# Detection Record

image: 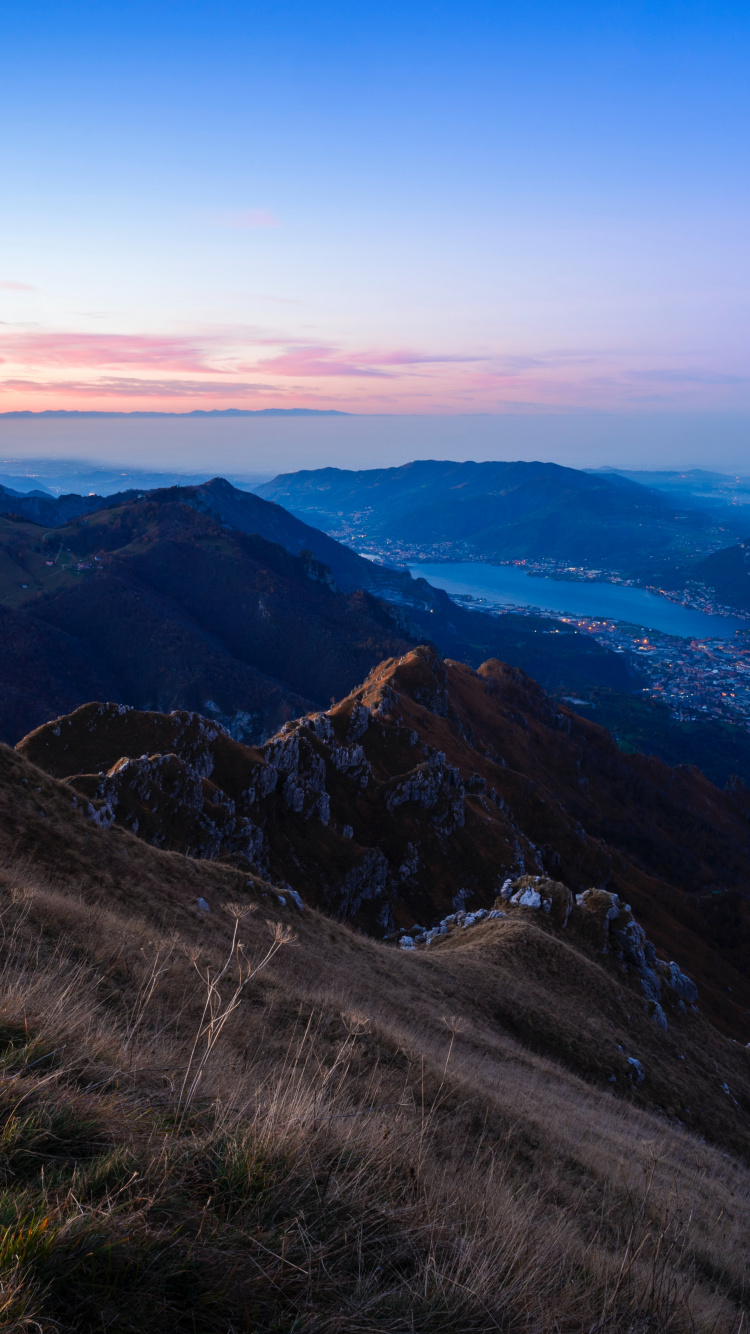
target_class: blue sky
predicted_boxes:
[1,0,749,425]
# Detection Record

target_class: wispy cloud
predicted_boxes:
[0,281,34,292]
[625,368,749,385]
[0,376,276,398]
[0,332,218,372]
[1,324,747,414]
[211,208,280,229]
[256,345,481,378]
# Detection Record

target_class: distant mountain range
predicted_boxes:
[0,407,349,417]
[0,478,629,745]
[593,467,750,520]
[257,459,743,570]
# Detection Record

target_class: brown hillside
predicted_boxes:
[0,739,749,1329]
[18,646,750,1042]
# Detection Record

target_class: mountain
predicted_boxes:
[593,467,750,524]
[0,476,53,497]
[18,645,750,1043]
[2,731,749,1329]
[0,479,631,744]
[257,459,735,570]
[0,485,133,526]
[658,537,750,613]
[0,491,411,745]
[0,407,350,416]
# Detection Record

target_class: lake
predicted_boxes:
[406,562,746,640]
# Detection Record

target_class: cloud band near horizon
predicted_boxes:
[0,327,747,414]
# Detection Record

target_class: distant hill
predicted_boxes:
[658,538,750,612]
[0,475,53,496]
[592,467,750,527]
[0,407,349,417]
[0,480,629,744]
[257,459,734,571]
[0,485,134,526]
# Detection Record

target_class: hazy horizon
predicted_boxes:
[1,410,749,477]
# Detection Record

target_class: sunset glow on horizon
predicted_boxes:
[2,0,749,421]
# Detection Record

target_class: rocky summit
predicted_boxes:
[17,644,750,1041]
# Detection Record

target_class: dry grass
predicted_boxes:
[0,856,747,1333]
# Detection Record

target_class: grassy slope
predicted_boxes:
[0,742,749,1331]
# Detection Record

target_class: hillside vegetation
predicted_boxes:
[0,739,749,1331]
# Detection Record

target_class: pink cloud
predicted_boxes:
[0,329,487,384]
[211,209,280,229]
[0,332,218,372]
[0,281,34,292]
[2,323,745,415]
[256,345,482,378]
[0,376,276,398]
[258,347,393,378]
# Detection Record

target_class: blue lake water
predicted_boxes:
[407,562,746,640]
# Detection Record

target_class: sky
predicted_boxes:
[1,0,749,437]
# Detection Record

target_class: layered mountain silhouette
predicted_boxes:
[0,479,630,745]
[257,459,734,569]
[18,645,750,1043]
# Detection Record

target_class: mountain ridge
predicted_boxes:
[17,644,750,1043]
[257,458,738,570]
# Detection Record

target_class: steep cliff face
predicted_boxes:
[18,646,750,1039]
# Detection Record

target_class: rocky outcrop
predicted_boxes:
[491,878,699,1032]
[573,887,699,1027]
[391,872,698,1037]
[497,874,573,928]
[72,748,265,864]
[16,644,750,1042]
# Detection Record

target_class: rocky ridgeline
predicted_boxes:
[16,644,750,1042]
[391,874,699,1035]
[20,650,571,933]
